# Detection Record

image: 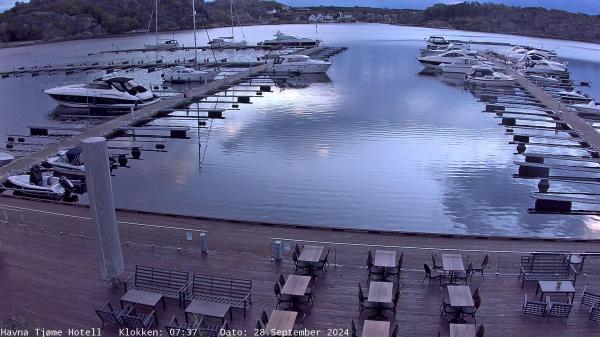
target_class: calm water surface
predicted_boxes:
[2,24,600,238]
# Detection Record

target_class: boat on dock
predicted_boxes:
[45,148,85,176]
[270,55,331,74]
[572,100,600,114]
[558,90,591,104]
[44,77,161,110]
[440,57,503,74]
[0,152,14,167]
[417,50,477,69]
[207,0,247,48]
[465,67,516,87]
[162,66,219,84]
[7,165,73,199]
[259,31,320,48]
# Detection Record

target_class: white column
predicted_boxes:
[83,137,124,281]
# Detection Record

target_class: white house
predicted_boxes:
[308,13,334,23]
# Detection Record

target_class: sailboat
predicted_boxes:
[163,0,219,83]
[207,0,248,48]
[144,0,180,50]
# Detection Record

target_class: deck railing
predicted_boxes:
[0,203,206,250]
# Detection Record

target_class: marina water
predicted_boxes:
[2,23,600,238]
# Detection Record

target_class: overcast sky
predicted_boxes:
[0,1,598,14]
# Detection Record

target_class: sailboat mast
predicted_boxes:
[192,0,198,69]
[155,0,159,45]
[230,0,234,42]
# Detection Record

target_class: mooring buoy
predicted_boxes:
[538,179,550,193]
[131,147,141,159]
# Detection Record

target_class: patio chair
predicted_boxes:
[390,324,398,337]
[461,293,481,323]
[294,244,302,256]
[121,308,158,329]
[314,247,330,276]
[95,302,131,328]
[546,296,573,318]
[432,253,444,271]
[384,252,404,281]
[292,250,311,274]
[453,262,473,285]
[522,293,546,316]
[274,282,293,309]
[278,274,286,289]
[581,286,600,309]
[304,275,317,302]
[590,304,600,322]
[440,288,459,319]
[261,310,269,327]
[256,320,264,330]
[470,254,489,280]
[367,250,384,280]
[381,284,401,316]
[358,282,377,314]
[351,320,358,337]
[476,324,485,337]
[423,263,444,286]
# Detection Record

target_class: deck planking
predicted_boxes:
[0,197,599,337]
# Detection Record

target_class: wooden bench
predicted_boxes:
[124,265,189,307]
[519,253,577,287]
[185,273,252,317]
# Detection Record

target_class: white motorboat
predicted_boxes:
[162,66,219,83]
[260,31,320,48]
[559,90,592,104]
[572,101,600,114]
[208,38,248,48]
[46,148,85,176]
[420,43,475,56]
[522,60,567,74]
[270,55,331,74]
[7,166,73,199]
[272,73,332,89]
[465,67,516,87]
[426,36,449,47]
[440,58,502,74]
[418,50,477,69]
[0,151,14,166]
[44,77,160,110]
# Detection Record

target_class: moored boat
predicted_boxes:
[465,67,516,87]
[270,55,331,74]
[7,165,74,199]
[45,148,85,176]
[0,151,14,166]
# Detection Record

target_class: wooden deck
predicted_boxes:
[0,197,599,336]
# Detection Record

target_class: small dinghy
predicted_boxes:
[46,147,85,176]
[572,100,600,115]
[7,165,74,199]
[0,151,14,167]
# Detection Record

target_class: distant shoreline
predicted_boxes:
[2,22,600,51]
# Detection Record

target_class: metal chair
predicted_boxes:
[476,325,485,337]
[95,302,131,328]
[522,293,546,316]
[590,303,600,322]
[453,262,473,285]
[423,263,444,286]
[121,308,158,329]
[351,320,358,337]
[546,296,573,318]
[292,250,310,274]
[581,286,600,309]
[367,250,384,281]
[390,324,398,337]
[384,252,403,281]
[278,274,286,289]
[358,282,377,314]
[461,293,481,323]
[470,254,489,280]
[261,310,269,327]
[432,253,444,271]
[381,284,401,316]
[274,282,293,309]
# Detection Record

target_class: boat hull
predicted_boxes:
[46,94,161,110]
[270,63,331,74]
[467,78,516,87]
[163,71,219,83]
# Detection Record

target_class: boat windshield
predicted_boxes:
[429,37,447,44]
[471,68,494,77]
[274,57,284,64]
